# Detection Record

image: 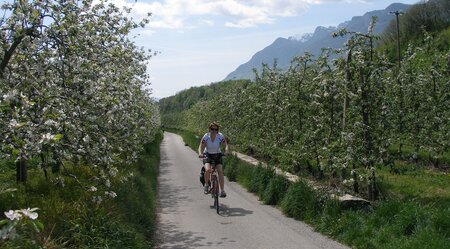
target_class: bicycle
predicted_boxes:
[199,153,223,214]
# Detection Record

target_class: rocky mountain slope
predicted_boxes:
[224,3,411,81]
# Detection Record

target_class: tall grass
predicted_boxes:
[315,199,450,249]
[262,174,290,205]
[223,154,240,181]
[248,165,275,196]
[281,180,326,222]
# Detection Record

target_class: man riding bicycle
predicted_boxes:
[198,122,229,198]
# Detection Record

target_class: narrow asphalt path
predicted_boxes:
[155,132,350,249]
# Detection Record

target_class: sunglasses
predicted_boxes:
[210,128,219,131]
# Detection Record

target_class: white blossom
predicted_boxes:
[8,119,21,129]
[20,208,39,220]
[88,186,98,192]
[92,196,103,205]
[4,210,22,221]
[41,133,55,142]
[82,135,90,143]
[44,119,59,127]
[108,167,118,177]
[55,176,65,187]
[105,191,117,198]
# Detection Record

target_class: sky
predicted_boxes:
[111,0,420,99]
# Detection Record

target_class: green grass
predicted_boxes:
[0,132,162,248]
[379,166,450,204]
[248,164,275,196]
[315,199,450,249]
[262,174,291,205]
[281,179,330,222]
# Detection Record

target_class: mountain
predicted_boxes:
[223,3,412,81]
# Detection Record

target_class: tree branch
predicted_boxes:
[0,27,35,78]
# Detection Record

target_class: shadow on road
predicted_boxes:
[155,221,208,249]
[219,205,253,217]
[158,160,197,214]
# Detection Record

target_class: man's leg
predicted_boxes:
[217,164,226,197]
[203,163,211,194]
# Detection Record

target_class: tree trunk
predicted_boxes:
[368,169,378,201]
[352,164,359,193]
[342,49,352,140]
[16,158,28,183]
[360,68,372,168]
[316,153,324,179]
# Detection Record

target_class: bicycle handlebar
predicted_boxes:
[198,153,228,159]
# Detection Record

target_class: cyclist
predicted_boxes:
[198,122,229,198]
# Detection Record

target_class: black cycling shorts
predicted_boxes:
[203,153,223,165]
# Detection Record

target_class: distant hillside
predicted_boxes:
[159,79,250,113]
[224,3,411,81]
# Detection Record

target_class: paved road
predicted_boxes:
[155,132,349,249]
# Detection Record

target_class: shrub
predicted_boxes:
[262,175,291,205]
[248,165,275,197]
[236,161,254,188]
[314,197,344,235]
[281,180,323,221]
[224,155,239,182]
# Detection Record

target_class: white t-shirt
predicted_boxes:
[201,132,226,154]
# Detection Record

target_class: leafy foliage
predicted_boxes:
[381,0,450,48]
[0,0,160,181]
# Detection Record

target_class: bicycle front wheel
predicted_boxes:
[212,177,219,214]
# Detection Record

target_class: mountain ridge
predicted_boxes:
[223,3,412,81]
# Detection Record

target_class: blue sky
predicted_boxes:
[113,0,419,99]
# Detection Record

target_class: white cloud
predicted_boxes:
[198,19,215,27]
[106,0,372,30]
[104,0,374,29]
